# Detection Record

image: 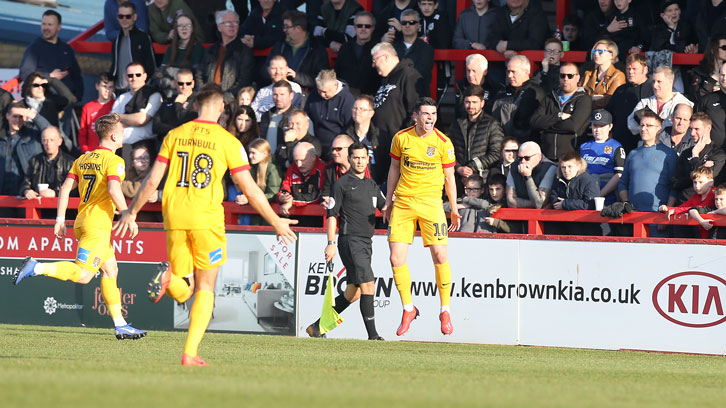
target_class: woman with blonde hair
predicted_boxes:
[580,39,625,109]
[227,138,283,224]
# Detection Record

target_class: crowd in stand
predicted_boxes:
[4,0,726,237]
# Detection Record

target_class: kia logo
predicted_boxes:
[652,271,726,328]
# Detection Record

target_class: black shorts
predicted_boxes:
[338,235,374,285]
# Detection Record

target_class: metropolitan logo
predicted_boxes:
[42,296,83,315]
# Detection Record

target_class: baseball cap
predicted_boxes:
[660,0,680,12]
[591,109,612,126]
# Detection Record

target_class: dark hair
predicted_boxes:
[560,62,579,71]
[348,141,369,157]
[562,14,582,29]
[691,111,713,127]
[463,85,485,99]
[282,10,307,32]
[21,72,46,98]
[625,53,648,67]
[42,9,62,24]
[414,97,437,114]
[544,37,562,49]
[486,173,507,187]
[466,174,484,187]
[559,150,582,162]
[167,14,198,68]
[8,100,27,111]
[272,80,293,93]
[715,183,726,196]
[119,1,136,13]
[177,68,194,78]
[641,109,664,125]
[356,94,374,108]
[703,34,726,73]
[229,105,259,148]
[97,73,113,84]
[126,61,146,74]
[197,83,224,107]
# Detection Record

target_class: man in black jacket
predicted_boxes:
[153,69,198,139]
[20,126,74,200]
[267,10,330,90]
[447,85,503,186]
[200,10,254,104]
[334,11,381,96]
[490,55,542,143]
[530,62,592,162]
[488,0,550,57]
[110,2,156,92]
[696,62,726,149]
[455,54,503,118]
[605,53,652,153]
[392,9,434,97]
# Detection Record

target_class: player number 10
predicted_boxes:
[176,151,213,189]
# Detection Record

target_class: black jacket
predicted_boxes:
[419,8,452,49]
[334,40,380,96]
[111,26,156,83]
[650,19,696,53]
[672,143,726,203]
[605,78,654,153]
[200,40,254,103]
[530,88,592,161]
[490,79,544,143]
[153,94,198,139]
[266,36,330,89]
[695,1,726,52]
[275,133,322,170]
[455,75,503,118]
[20,151,75,196]
[447,112,503,181]
[260,106,293,154]
[304,81,355,160]
[486,6,549,51]
[695,91,726,149]
[686,62,720,108]
[549,170,600,210]
[609,7,649,60]
[394,39,434,97]
[240,1,287,49]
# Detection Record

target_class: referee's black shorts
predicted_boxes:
[338,235,374,285]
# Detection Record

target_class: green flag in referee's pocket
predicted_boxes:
[319,272,343,335]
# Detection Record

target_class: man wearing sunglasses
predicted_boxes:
[110,1,156,93]
[335,11,381,96]
[392,9,434,97]
[153,68,198,138]
[103,0,149,41]
[312,0,362,52]
[0,102,44,207]
[530,62,592,161]
[506,141,556,209]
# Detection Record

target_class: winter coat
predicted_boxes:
[530,88,592,161]
[447,112,503,181]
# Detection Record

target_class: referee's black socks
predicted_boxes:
[360,294,379,339]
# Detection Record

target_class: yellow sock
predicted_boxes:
[183,290,214,357]
[42,261,82,282]
[435,262,452,307]
[101,278,123,319]
[392,264,412,306]
[167,274,193,303]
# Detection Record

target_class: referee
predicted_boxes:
[306,142,385,340]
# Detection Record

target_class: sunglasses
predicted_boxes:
[720,45,726,51]
[401,20,419,26]
[504,149,518,153]
[356,24,373,29]
[177,81,192,86]
[520,154,538,162]
[127,73,143,78]
[32,83,49,89]
[559,73,577,79]
[591,49,612,55]
[331,147,347,152]
[117,14,133,19]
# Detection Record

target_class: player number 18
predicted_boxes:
[176,151,213,189]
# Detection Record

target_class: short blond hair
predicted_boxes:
[95,113,121,141]
[592,39,618,59]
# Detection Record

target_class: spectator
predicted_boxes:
[312,0,362,52]
[0,102,43,198]
[583,0,615,51]
[344,94,380,170]
[153,68,198,139]
[187,0,229,43]
[489,136,519,179]
[549,150,601,235]
[562,14,586,51]
[219,102,233,128]
[447,85,503,185]
[250,56,303,121]
[417,0,452,49]
[659,103,694,156]
[110,1,156,92]
[260,80,297,156]
[120,141,160,222]
[19,9,83,102]
[237,87,255,109]
[372,0,416,43]
[267,10,330,89]
[688,183,726,239]
[607,0,649,60]
[686,34,726,105]
[392,9,434,97]
[199,10,254,104]
[229,105,259,149]
[618,110,678,233]
[479,173,521,233]
[0,88,13,132]
[455,54,503,118]
[532,38,564,93]
[335,11,382,96]
[581,39,626,110]
[305,70,355,160]
[443,174,489,233]
[240,0,287,50]
[276,109,322,168]
[160,14,205,69]
[671,112,726,204]
[488,0,550,57]
[278,141,327,223]
[696,62,726,148]
[452,0,497,50]
[580,109,626,205]
[104,0,149,41]
[661,165,715,238]
[650,0,698,53]
[695,0,726,51]
[79,74,115,153]
[247,138,284,203]
[491,55,542,143]
[20,73,74,136]
[605,53,652,152]
[531,63,592,161]
[111,62,163,164]
[20,126,73,200]
[322,134,359,207]
[370,41,420,182]
[148,0,202,45]
[627,66,693,136]
[506,141,556,209]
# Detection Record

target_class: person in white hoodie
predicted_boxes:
[627,66,693,136]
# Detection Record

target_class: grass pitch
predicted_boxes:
[1,324,725,408]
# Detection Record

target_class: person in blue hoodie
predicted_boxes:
[304,69,355,161]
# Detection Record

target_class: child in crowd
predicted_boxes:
[444,174,487,233]
[688,183,726,239]
[580,109,626,206]
[237,87,256,109]
[78,74,114,153]
[417,0,452,49]
[660,166,715,238]
[549,150,601,235]
[480,173,520,233]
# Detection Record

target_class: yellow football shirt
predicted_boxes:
[389,126,455,198]
[158,119,250,230]
[67,147,125,230]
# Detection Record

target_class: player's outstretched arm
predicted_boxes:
[235,169,298,244]
[444,166,461,232]
[54,177,77,239]
[383,159,401,223]
[114,160,167,238]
